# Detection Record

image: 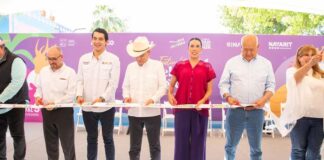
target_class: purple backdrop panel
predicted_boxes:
[4,33,323,122]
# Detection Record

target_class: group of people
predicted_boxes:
[0,28,323,160]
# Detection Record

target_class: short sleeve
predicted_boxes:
[170,62,180,77]
[206,62,216,82]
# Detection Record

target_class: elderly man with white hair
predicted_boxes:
[219,34,276,160]
[123,36,167,160]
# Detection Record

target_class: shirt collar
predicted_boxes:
[51,63,65,73]
[240,54,258,62]
[138,59,151,67]
[92,50,107,60]
[185,59,203,66]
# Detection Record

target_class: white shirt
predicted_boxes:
[76,51,120,113]
[279,67,324,136]
[34,64,77,104]
[122,59,167,117]
[285,67,324,118]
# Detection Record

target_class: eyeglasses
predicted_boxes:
[46,55,61,61]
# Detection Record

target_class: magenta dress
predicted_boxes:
[171,60,216,160]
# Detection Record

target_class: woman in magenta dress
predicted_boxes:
[168,37,216,160]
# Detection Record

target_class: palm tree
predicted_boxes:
[91,5,127,32]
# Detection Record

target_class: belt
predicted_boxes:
[236,106,256,111]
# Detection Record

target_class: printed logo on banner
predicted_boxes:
[226,42,241,48]
[68,40,76,46]
[268,41,293,50]
[201,38,211,49]
[169,38,211,49]
[59,39,76,47]
[59,39,67,47]
[60,39,114,47]
[26,108,41,115]
[160,56,176,66]
[160,56,177,86]
[170,38,185,48]
[107,40,115,46]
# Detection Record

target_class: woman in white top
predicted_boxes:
[283,45,324,160]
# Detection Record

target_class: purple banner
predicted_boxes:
[3,33,324,122]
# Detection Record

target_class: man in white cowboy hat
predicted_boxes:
[0,38,29,160]
[123,36,167,160]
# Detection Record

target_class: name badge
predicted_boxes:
[102,61,111,65]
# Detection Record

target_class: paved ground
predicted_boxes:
[4,123,323,160]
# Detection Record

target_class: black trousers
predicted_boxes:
[128,115,161,160]
[42,108,75,160]
[82,108,115,160]
[0,108,26,160]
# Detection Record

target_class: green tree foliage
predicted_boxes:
[91,5,127,32]
[220,6,324,35]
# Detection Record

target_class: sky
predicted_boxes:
[0,0,226,33]
[1,0,324,33]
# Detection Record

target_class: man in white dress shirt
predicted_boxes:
[76,28,120,160]
[35,46,76,160]
[123,36,167,160]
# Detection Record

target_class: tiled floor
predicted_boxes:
[3,123,323,160]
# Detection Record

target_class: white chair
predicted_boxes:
[263,103,275,138]
[114,100,123,135]
[207,108,213,137]
[75,107,102,133]
[75,108,84,133]
[263,112,276,138]
[75,100,123,135]
[280,102,286,116]
[161,102,175,136]
[221,103,244,138]
[221,103,227,137]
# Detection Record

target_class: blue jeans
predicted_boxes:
[225,108,264,160]
[83,108,115,160]
[290,117,323,160]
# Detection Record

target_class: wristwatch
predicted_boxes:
[99,97,105,102]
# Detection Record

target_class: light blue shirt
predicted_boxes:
[219,55,276,105]
[0,58,27,114]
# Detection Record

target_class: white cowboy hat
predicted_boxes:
[126,36,155,57]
